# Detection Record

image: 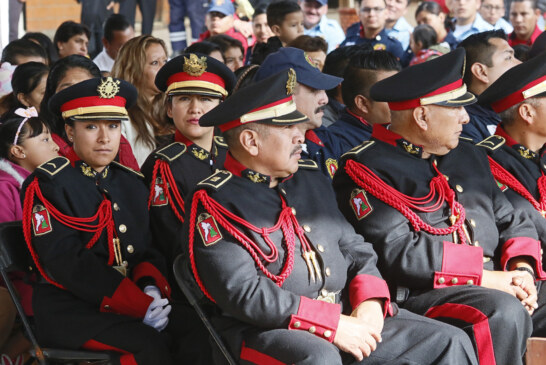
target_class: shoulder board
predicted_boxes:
[475,135,505,152]
[341,140,376,159]
[35,157,70,179]
[154,142,187,162]
[298,159,318,169]
[111,161,145,178]
[197,170,232,190]
[214,136,228,148]
[459,136,474,144]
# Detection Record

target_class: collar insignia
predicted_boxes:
[286,68,297,95]
[517,145,536,159]
[184,53,207,77]
[97,77,120,99]
[191,146,210,160]
[398,140,422,156]
[245,170,269,184]
[79,162,109,179]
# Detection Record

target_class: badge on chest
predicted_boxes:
[32,205,52,235]
[350,189,373,220]
[197,213,223,246]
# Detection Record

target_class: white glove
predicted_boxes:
[143,286,171,331]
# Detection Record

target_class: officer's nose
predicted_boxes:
[459,107,470,125]
[97,125,110,143]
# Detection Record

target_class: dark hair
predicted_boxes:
[511,0,538,9]
[412,24,438,49]
[267,1,301,27]
[39,55,100,135]
[0,62,49,114]
[104,13,132,42]
[458,29,507,85]
[185,41,223,57]
[342,51,401,109]
[513,44,531,61]
[22,32,58,65]
[208,34,244,55]
[53,21,91,52]
[415,1,454,32]
[253,6,268,19]
[0,114,46,160]
[322,44,372,98]
[233,64,259,91]
[1,39,47,65]
[288,35,328,53]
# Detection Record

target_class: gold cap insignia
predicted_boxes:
[184,53,208,77]
[304,52,318,69]
[286,68,297,95]
[97,77,121,99]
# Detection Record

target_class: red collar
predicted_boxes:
[494,125,519,147]
[175,130,194,147]
[347,108,370,127]
[371,124,424,157]
[305,129,324,146]
[509,25,542,46]
[224,153,271,184]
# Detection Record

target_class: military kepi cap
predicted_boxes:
[371,48,476,110]
[479,51,546,113]
[200,68,308,132]
[49,77,137,121]
[155,53,236,98]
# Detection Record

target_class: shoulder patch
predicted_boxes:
[111,161,145,178]
[35,157,70,179]
[214,136,228,148]
[155,142,187,162]
[341,140,376,159]
[197,170,232,190]
[298,159,318,169]
[475,135,505,152]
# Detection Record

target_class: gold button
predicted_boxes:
[324,330,332,338]
[281,189,287,195]
[122,260,128,267]
[438,277,445,284]
[317,244,325,252]
[474,241,479,247]
[451,278,458,284]
[293,321,301,328]
[127,245,134,253]
[104,304,110,309]
[291,208,296,215]
[470,219,476,227]
[113,203,120,211]
[456,185,463,193]
[443,175,449,181]
[308,326,316,334]
[483,257,491,263]
[325,267,331,276]
[119,224,127,233]
[321,289,328,296]
[467,280,474,285]
[433,160,438,166]
[303,225,311,233]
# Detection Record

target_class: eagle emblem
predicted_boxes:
[184,54,207,77]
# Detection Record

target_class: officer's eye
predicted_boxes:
[85,124,97,130]
[201,96,213,102]
[109,123,119,129]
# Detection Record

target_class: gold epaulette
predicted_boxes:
[214,136,228,148]
[475,135,505,151]
[197,170,232,190]
[111,161,145,178]
[154,142,187,162]
[341,140,375,159]
[36,157,70,179]
[298,159,318,169]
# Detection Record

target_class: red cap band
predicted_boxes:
[388,79,463,111]
[491,75,546,113]
[60,95,127,112]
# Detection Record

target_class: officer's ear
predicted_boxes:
[470,62,489,85]
[65,123,75,143]
[354,95,371,115]
[518,101,536,126]
[239,128,260,156]
[413,106,429,131]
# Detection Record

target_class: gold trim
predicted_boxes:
[341,141,375,158]
[476,135,505,151]
[36,157,70,176]
[166,80,227,96]
[198,170,232,189]
[240,99,297,123]
[271,115,308,123]
[156,142,187,162]
[522,80,546,99]
[420,85,468,106]
[62,106,127,119]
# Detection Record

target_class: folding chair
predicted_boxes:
[172,254,238,365]
[0,221,112,365]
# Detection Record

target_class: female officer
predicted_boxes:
[21,77,172,365]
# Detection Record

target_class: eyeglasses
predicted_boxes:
[481,4,504,11]
[361,7,385,13]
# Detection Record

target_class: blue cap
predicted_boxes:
[305,0,328,5]
[255,47,342,90]
[208,0,235,16]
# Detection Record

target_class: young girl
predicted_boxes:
[0,62,48,116]
[0,107,59,365]
[410,24,450,66]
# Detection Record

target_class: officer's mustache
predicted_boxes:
[315,105,326,114]
[290,146,303,157]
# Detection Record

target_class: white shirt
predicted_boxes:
[93,49,115,73]
[121,119,155,167]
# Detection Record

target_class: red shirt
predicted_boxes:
[198,27,249,53]
[508,24,543,46]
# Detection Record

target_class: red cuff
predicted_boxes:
[349,274,392,317]
[100,278,153,318]
[501,237,546,280]
[288,296,340,343]
[434,242,483,288]
[132,262,171,299]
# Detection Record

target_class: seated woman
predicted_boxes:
[39,55,139,170]
[22,77,172,365]
[0,107,59,364]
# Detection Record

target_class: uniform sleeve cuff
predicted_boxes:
[132,262,171,299]
[288,296,340,343]
[434,241,483,288]
[501,237,546,280]
[348,274,392,317]
[100,277,153,318]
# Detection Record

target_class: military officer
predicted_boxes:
[477,51,546,336]
[178,68,478,364]
[22,77,172,365]
[333,48,543,365]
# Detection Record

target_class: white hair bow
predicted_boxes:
[13,107,38,145]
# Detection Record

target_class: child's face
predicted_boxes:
[274,11,305,45]
[410,33,421,54]
[18,127,59,171]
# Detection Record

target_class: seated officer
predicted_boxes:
[478,51,546,336]
[179,69,478,364]
[333,48,543,365]
[22,78,172,364]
